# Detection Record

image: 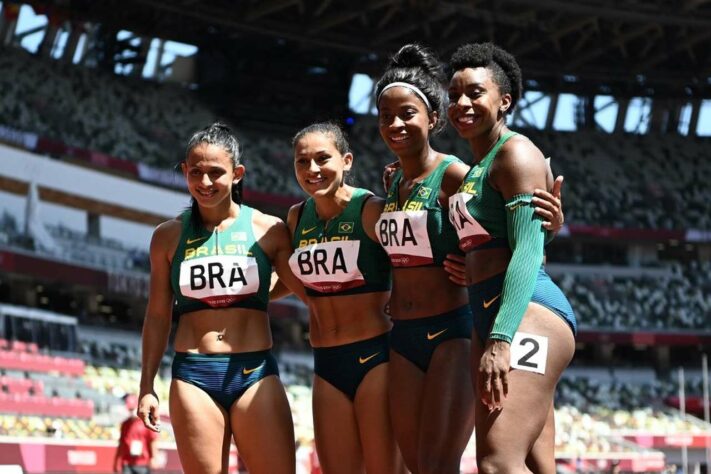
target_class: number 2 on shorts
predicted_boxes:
[509,332,548,375]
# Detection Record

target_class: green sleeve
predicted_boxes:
[488,194,545,343]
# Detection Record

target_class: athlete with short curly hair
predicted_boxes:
[446,43,577,474]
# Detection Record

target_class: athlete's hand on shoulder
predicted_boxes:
[137,390,160,432]
[382,160,400,193]
[443,253,467,286]
[533,175,564,233]
[478,339,510,411]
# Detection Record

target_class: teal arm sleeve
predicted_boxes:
[489,194,546,343]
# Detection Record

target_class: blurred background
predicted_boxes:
[0,0,710,472]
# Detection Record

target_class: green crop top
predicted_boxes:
[289,188,391,297]
[376,155,463,267]
[170,205,271,315]
[449,131,547,343]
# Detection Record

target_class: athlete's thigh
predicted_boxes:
[476,304,575,462]
[169,379,231,474]
[353,363,402,474]
[526,401,555,474]
[419,338,475,472]
[388,350,425,473]
[312,375,363,474]
[230,375,296,474]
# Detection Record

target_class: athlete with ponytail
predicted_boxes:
[285,122,404,474]
[137,123,304,474]
[446,43,576,473]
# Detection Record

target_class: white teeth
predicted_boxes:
[391,135,408,142]
[307,178,325,184]
[458,116,475,124]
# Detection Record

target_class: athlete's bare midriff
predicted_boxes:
[308,291,391,348]
[173,309,273,353]
[465,246,512,285]
[389,266,469,320]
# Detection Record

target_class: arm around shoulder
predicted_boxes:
[361,195,385,242]
[254,211,307,303]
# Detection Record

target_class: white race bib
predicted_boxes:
[289,240,365,293]
[179,255,260,307]
[509,332,548,375]
[448,192,492,251]
[376,210,432,266]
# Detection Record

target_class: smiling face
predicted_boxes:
[293,131,352,198]
[377,86,437,157]
[447,67,511,140]
[181,143,244,209]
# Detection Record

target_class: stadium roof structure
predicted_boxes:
[67,0,711,99]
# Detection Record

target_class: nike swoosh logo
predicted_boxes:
[426,329,448,340]
[243,362,265,375]
[483,294,501,309]
[186,236,208,245]
[508,202,526,212]
[301,225,318,235]
[358,352,380,364]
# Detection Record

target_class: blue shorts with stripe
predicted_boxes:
[467,266,577,344]
[172,350,279,412]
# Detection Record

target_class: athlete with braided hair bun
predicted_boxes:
[446,43,577,473]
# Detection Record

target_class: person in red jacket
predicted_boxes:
[114,395,159,474]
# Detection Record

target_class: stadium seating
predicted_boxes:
[0,46,212,167]
[554,261,711,330]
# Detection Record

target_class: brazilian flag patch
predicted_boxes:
[417,186,432,199]
[338,222,354,234]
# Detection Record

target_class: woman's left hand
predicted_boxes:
[478,339,511,411]
[533,175,564,233]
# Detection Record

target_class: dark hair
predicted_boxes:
[448,42,522,114]
[184,122,242,228]
[374,43,447,134]
[292,121,353,185]
[291,122,351,156]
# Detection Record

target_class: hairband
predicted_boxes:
[377,82,431,110]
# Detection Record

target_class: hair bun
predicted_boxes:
[389,44,445,83]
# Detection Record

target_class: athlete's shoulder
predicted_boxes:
[493,134,548,194]
[495,134,546,174]
[153,217,182,240]
[362,194,385,217]
[150,217,182,256]
[441,154,470,196]
[250,205,284,230]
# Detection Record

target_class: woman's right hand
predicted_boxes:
[443,253,467,286]
[137,390,161,432]
[478,339,511,411]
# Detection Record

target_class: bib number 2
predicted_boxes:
[509,332,548,375]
